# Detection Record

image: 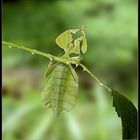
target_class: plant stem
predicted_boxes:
[2,41,112,93]
[2,41,77,64]
[78,63,112,92]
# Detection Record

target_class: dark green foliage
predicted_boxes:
[111,90,137,139]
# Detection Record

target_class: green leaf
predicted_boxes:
[80,26,87,54]
[56,30,73,51]
[55,29,80,53]
[111,90,137,139]
[73,38,80,54]
[67,43,74,54]
[69,29,79,33]
[55,27,87,55]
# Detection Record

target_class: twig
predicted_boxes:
[2,41,112,93]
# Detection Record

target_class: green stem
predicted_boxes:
[2,41,112,93]
[2,41,77,64]
[78,63,112,92]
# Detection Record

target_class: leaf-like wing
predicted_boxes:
[56,30,73,50]
[80,26,87,54]
[81,36,87,54]
[55,27,87,55]
[41,63,78,117]
[68,64,78,82]
[69,29,79,34]
[73,38,80,54]
[111,90,138,139]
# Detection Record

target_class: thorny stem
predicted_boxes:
[78,63,112,92]
[2,41,112,93]
[2,41,76,64]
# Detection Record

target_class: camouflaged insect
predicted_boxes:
[41,61,78,117]
[41,26,87,117]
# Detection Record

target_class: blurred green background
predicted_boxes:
[2,0,138,140]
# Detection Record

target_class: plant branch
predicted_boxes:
[78,63,112,92]
[2,41,77,64]
[2,41,112,92]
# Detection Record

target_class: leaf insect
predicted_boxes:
[2,26,138,139]
[41,26,87,117]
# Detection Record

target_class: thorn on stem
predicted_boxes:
[99,83,103,86]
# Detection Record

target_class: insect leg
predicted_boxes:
[44,60,57,78]
[68,64,78,82]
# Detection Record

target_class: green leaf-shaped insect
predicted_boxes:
[41,26,87,117]
[56,26,87,57]
[41,61,78,117]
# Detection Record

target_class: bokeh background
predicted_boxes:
[2,0,138,140]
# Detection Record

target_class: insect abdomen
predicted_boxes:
[41,63,78,117]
